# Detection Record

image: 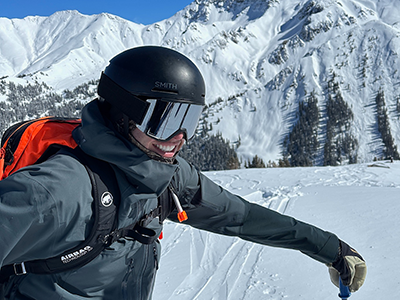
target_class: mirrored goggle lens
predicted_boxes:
[137,99,203,141]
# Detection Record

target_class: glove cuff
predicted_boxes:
[332,240,365,286]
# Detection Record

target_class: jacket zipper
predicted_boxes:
[153,245,159,270]
[138,244,150,300]
[121,198,161,299]
[121,258,135,299]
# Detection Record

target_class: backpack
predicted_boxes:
[0,117,81,180]
[0,117,175,283]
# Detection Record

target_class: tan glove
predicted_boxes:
[327,240,367,292]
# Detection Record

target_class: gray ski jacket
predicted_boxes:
[0,100,339,299]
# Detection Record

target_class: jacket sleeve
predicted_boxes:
[0,171,59,267]
[172,157,339,264]
[0,154,93,267]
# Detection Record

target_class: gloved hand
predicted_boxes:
[327,240,367,292]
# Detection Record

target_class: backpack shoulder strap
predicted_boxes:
[0,147,120,282]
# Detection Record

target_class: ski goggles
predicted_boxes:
[136,99,203,141]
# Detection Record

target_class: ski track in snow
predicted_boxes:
[155,173,305,300]
[155,161,400,299]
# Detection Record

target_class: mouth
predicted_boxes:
[155,144,176,152]
[153,142,181,158]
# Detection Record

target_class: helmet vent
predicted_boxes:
[151,87,179,95]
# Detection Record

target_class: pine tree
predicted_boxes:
[375,90,400,160]
[323,75,358,166]
[179,132,240,171]
[283,91,319,167]
[245,155,266,168]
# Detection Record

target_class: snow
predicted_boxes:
[154,161,400,299]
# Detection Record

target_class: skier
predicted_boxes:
[0,46,366,299]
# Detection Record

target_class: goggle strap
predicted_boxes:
[98,73,149,125]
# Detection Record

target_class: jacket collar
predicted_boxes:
[73,100,178,195]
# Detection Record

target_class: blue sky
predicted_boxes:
[0,0,194,24]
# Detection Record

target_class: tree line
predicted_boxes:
[323,76,358,166]
[0,80,94,135]
[281,72,360,167]
[282,91,320,167]
[375,89,400,160]
[2,78,397,170]
[0,80,242,171]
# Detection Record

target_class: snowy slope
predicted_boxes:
[1,0,400,164]
[155,161,400,299]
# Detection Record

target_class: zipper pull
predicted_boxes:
[171,190,188,222]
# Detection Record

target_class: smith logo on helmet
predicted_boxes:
[154,81,178,91]
[61,246,93,264]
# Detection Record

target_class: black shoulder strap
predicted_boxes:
[158,186,175,222]
[0,147,120,283]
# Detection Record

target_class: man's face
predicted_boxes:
[132,128,185,158]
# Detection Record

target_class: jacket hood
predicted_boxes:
[73,100,178,196]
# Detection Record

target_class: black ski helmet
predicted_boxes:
[97,46,206,141]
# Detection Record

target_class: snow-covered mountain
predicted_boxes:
[1,0,400,165]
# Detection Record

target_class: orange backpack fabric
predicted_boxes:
[0,117,81,180]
